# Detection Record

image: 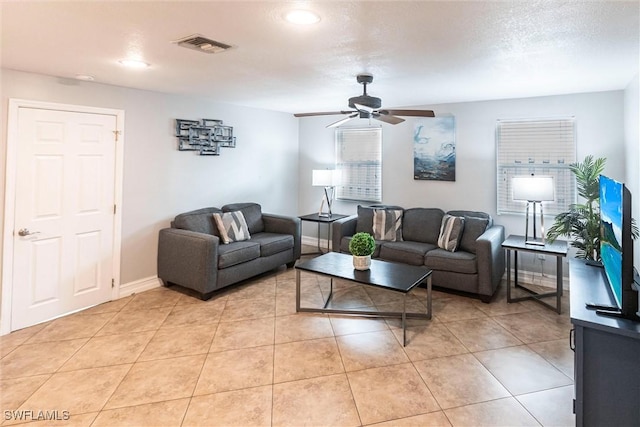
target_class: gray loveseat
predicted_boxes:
[158,203,301,300]
[332,206,505,302]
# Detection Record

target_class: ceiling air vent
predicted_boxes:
[173,34,232,54]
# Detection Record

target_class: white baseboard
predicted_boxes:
[117,275,162,298]
[508,268,570,291]
[302,235,332,251]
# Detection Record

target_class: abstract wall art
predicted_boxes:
[413,117,456,181]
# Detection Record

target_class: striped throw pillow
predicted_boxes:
[437,214,465,252]
[372,209,403,241]
[213,211,251,244]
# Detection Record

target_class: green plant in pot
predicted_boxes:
[349,232,376,270]
[547,155,638,260]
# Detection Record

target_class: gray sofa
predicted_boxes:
[158,202,301,300]
[332,206,505,302]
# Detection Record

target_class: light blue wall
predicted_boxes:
[298,90,627,275]
[299,91,626,226]
[0,69,300,284]
[1,68,633,286]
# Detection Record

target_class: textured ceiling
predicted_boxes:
[1,1,638,114]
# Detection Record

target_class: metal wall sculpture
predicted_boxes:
[175,119,236,156]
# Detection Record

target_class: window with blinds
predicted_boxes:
[335,127,382,202]
[496,118,576,215]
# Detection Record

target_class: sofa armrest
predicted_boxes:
[262,213,302,260]
[332,215,357,252]
[157,228,220,296]
[475,225,506,298]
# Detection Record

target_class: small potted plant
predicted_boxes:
[349,232,376,270]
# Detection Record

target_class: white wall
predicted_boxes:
[0,69,300,288]
[299,90,626,229]
[624,73,640,268]
[298,90,627,274]
[1,67,632,318]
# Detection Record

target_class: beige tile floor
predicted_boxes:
[0,252,575,426]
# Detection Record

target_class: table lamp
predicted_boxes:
[512,175,555,245]
[312,169,337,217]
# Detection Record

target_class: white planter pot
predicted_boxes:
[352,255,371,271]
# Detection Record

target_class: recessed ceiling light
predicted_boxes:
[75,74,95,81]
[118,59,150,69]
[284,9,320,25]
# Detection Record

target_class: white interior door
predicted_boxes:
[11,107,118,330]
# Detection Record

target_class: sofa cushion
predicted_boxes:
[173,207,222,236]
[379,241,437,266]
[458,216,490,254]
[355,205,404,234]
[402,208,444,244]
[355,205,375,234]
[249,232,294,257]
[437,214,465,252]
[213,211,251,244]
[222,203,264,234]
[447,210,492,228]
[425,248,477,274]
[217,241,261,269]
[372,209,403,241]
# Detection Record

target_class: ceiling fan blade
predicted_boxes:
[294,111,354,117]
[378,109,435,117]
[373,114,405,125]
[326,113,358,128]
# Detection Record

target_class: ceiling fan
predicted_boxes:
[294,74,435,128]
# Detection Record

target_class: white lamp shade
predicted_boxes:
[312,169,337,186]
[512,175,555,202]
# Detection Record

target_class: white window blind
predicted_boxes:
[335,127,382,202]
[496,118,576,215]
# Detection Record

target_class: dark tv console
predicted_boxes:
[570,259,640,426]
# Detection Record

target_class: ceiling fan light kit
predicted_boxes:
[118,59,150,69]
[284,9,321,25]
[294,74,435,128]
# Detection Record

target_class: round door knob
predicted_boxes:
[18,228,40,236]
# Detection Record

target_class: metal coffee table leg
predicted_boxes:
[323,278,334,309]
[402,294,407,346]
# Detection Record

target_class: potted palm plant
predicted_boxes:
[349,232,376,270]
[547,155,604,260]
[547,155,638,260]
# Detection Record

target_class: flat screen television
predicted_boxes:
[598,174,638,320]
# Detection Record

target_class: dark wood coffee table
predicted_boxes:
[295,252,432,346]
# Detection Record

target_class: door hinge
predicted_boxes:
[113,204,116,214]
[112,278,115,288]
[113,130,121,142]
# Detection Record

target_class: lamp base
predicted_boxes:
[525,238,545,246]
[524,201,546,247]
[317,186,334,218]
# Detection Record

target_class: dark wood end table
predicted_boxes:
[502,234,568,313]
[298,213,349,254]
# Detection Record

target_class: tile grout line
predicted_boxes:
[0,261,575,427]
[271,283,277,427]
[91,294,154,421]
